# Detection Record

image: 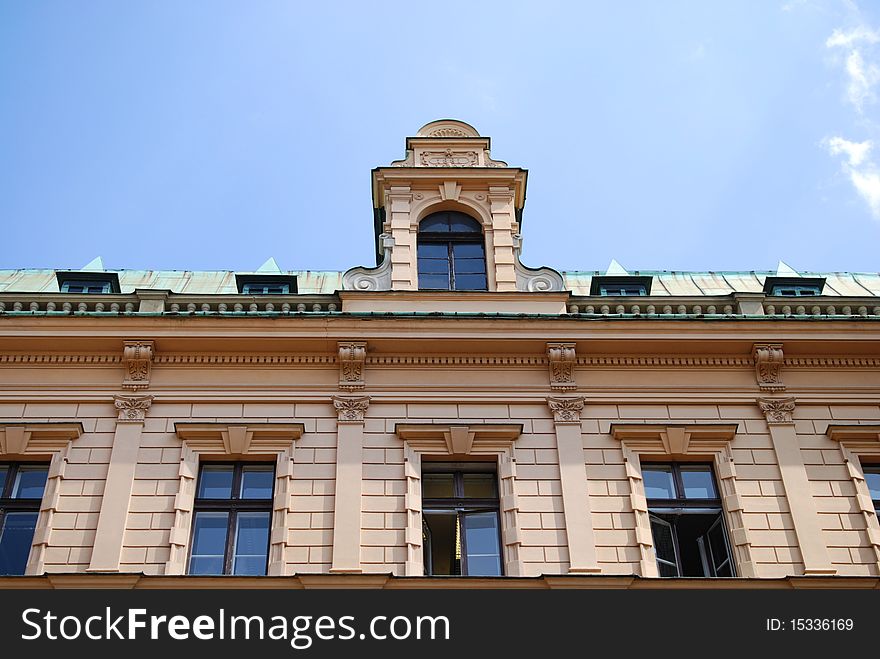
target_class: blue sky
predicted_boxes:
[1,0,879,274]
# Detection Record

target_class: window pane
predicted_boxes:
[453,274,487,291]
[12,466,48,499]
[462,511,502,576]
[449,215,481,233]
[707,514,732,575]
[0,512,39,575]
[681,466,717,499]
[197,465,234,499]
[649,514,678,577]
[417,243,448,258]
[420,216,450,232]
[232,512,270,576]
[240,466,274,499]
[643,466,675,499]
[0,466,7,495]
[864,471,880,500]
[417,258,449,274]
[189,512,229,575]
[420,274,450,290]
[451,243,485,258]
[423,511,458,575]
[454,257,487,274]
[422,473,455,498]
[462,473,497,498]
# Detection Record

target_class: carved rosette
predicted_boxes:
[547,396,585,424]
[547,343,577,390]
[332,395,370,423]
[753,343,785,392]
[758,397,796,425]
[338,342,367,391]
[114,394,154,422]
[122,340,154,390]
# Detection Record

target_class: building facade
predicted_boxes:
[1,120,879,588]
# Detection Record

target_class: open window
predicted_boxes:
[421,462,502,576]
[643,463,734,577]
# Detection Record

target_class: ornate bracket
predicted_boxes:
[758,397,796,424]
[338,342,367,391]
[752,343,784,392]
[332,395,370,423]
[547,343,577,390]
[547,396,585,424]
[122,340,154,390]
[113,394,154,422]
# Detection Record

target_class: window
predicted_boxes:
[188,462,274,575]
[417,211,487,291]
[421,462,502,576]
[60,280,112,294]
[241,283,290,295]
[769,285,821,297]
[0,463,49,575]
[599,284,647,296]
[643,463,734,577]
[864,466,880,520]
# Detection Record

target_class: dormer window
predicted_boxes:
[417,211,487,291]
[56,271,120,294]
[590,275,653,297]
[763,277,825,297]
[235,274,297,295]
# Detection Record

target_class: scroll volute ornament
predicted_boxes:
[338,342,367,391]
[547,342,577,391]
[752,343,784,392]
[122,340,154,390]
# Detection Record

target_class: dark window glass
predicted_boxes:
[188,462,274,575]
[770,285,820,296]
[242,283,290,295]
[643,466,675,499]
[645,463,734,577]
[600,285,646,296]
[60,280,111,294]
[421,464,502,576]
[197,465,234,499]
[0,463,49,575]
[418,211,487,291]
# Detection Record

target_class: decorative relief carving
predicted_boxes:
[515,260,565,292]
[113,394,154,422]
[753,343,785,392]
[122,340,154,390]
[420,150,478,167]
[547,343,577,390]
[338,341,367,390]
[547,396,585,423]
[332,395,370,423]
[758,397,796,424]
[342,255,392,291]
[425,127,471,138]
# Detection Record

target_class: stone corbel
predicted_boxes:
[753,343,785,392]
[113,394,154,422]
[547,343,577,391]
[122,340,154,390]
[338,342,367,391]
[547,396,585,423]
[758,397,796,424]
[332,395,371,423]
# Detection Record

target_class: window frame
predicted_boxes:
[417,211,487,292]
[187,461,275,576]
[642,462,736,578]
[420,462,504,576]
[863,465,880,518]
[0,462,50,575]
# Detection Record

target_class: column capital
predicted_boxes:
[547,396,585,424]
[758,396,796,425]
[113,394,154,423]
[332,395,371,423]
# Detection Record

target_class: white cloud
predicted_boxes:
[825,136,880,219]
[844,49,880,111]
[825,136,872,166]
[826,25,880,48]
[850,168,880,217]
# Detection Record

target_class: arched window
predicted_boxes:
[417,211,487,291]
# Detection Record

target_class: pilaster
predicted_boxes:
[330,395,370,573]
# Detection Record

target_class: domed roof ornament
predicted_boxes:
[416,119,481,138]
